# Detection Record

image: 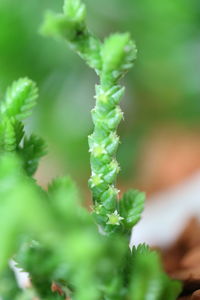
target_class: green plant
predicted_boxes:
[0,0,182,299]
[42,0,143,236]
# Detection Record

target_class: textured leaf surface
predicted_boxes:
[101,33,137,85]
[120,189,145,229]
[19,134,47,176]
[1,78,38,121]
[129,245,182,300]
[0,118,16,152]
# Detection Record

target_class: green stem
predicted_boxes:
[41,0,137,234]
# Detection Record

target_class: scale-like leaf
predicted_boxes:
[101,33,137,81]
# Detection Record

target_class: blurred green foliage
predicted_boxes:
[0,0,199,181]
[0,153,181,299]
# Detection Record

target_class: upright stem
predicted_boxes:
[88,80,125,229]
[41,0,137,233]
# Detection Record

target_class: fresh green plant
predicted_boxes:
[0,0,182,299]
[41,0,143,236]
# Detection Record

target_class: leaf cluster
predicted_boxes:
[0,153,181,299]
[0,78,46,176]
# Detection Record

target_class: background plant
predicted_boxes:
[0,0,199,182]
[0,0,183,299]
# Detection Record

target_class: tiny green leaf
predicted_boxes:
[48,176,81,211]
[0,118,16,152]
[63,0,86,22]
[101,33,137,85]
[41,0,101,72]
[18,134,47,176]
[1,78,38,121]
[119,189,145,229]
[41,12,78,41]
[129,245,182,300]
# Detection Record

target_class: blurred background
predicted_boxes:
[0,0,200,245]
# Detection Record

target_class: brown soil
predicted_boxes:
[161,218,200,299]
[139,128,200,194]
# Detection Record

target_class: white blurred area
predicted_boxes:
[131,170,200,248]
[10,260,29,289]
